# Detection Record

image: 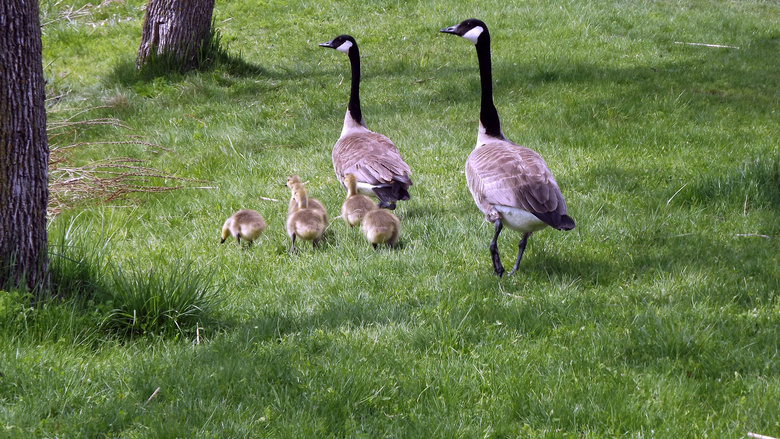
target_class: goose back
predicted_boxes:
[466,140,573,230]
[333,130,412,194]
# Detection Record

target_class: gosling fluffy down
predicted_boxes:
[341,173,377,227]
[221,209,267,246]
[286,174,328,221]
[286,187,327,252]
[361,209,400,249]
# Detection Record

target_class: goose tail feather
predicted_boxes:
[532,212,576,231]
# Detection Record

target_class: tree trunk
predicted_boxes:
[136,0,216,71]
[0,0,50,294]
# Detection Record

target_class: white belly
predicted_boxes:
[356,182,378,198]
[493,205,548,233]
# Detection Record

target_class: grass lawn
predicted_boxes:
[2,0,779,436]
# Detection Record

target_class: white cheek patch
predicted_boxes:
[462,26,484,44]
[336,40,353,53]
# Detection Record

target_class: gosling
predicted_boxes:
[221,209,267,247]
[286,174,328,221]
[361,209,400,249]
[286,186,327,252]
[341,173,377,227]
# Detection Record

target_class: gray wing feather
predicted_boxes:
[466,140,567,217]
[333,131,412,186]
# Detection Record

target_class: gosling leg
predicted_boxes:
[289,235,297,254]
[489,220,505,277]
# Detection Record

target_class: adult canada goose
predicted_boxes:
[286,186,327,252]
[341,173,377,227]
[361,209,400,249]
[221,209,267,247]
[286,174,328,221]
[319,34,413,210]
[440,19,575,277]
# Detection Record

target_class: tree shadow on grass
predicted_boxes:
[103,53,271,90]
[431,35,780,116]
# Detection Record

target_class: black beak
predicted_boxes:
[319,40,335,48]
[439,25,458,35]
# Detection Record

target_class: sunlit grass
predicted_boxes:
[1,0,779,436]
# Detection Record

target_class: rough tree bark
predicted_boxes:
[0,0,50,293]
[136,0,216,71]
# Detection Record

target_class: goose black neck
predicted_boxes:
[475,38,503,138]
[347,46,363,124]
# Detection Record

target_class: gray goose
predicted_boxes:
[440,19,575,277]
[319,35,412,210]
[221,210,266,247]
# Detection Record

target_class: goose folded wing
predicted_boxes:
[334,132,412,185]
[471,145,563,216]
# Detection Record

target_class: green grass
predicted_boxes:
[2,0,779,436]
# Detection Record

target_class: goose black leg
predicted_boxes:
[507,232,532,276]
[489,220,505,277]
[377,200,397,210]
[289,235,297,254]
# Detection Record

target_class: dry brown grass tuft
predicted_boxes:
[47,106,204,216]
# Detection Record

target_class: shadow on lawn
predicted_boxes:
[104,56,272,89]
[432,36,780,115]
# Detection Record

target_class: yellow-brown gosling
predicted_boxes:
[341,173,377,227]
[361,209,400,249]
[286,186,327,252]
[221,209,267,247]
[286,174,328,221]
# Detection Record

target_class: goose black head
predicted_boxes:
[319,35,358,54]
[439,19,489,45]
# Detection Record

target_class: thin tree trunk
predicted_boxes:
[0,0,50,294]
[136,0,216,71]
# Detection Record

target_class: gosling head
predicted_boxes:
[286,174,302,189]
[220,220,232,243]
[344,173,358,195]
